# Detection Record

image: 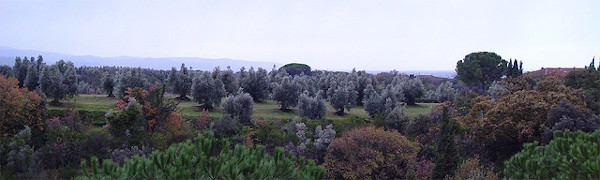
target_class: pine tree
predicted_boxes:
[432,107,460,179]
[79,132,325,179]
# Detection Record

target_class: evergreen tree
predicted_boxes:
[102,73,115,97]
[191,71,226,110]
[79,132,325,179]
[456,52,508,92]
[272,76,301,111]
[167,64,192,100]
[432,107,460,179]
[13,56,30,87]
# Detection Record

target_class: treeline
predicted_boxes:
[1,52,599,179]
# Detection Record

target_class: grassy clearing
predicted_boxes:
[48,94,437,121]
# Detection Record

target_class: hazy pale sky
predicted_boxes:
[1,0,598,71]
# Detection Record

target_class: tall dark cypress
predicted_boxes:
[513,59,519,76]
[507,59,513,77]
[432,107,459,179]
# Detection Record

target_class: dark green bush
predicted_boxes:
[504,130,600,179]
[79,132,324,179]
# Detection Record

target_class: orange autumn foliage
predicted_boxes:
[0,75,45,137]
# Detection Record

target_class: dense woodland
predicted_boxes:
[0,51,599,179]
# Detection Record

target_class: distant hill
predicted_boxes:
[0,46,281,71]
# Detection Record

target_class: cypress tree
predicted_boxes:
[432,107,459,179]
[507,59,513,77]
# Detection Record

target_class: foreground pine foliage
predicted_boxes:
[504,130,600,179]
[78,132,324,179]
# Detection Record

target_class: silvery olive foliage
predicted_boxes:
[363,84,404,118]
[392,75,424,105]
[217,66,238,95]
[487,80,508,99]
[239,67,270,102]
[327,75,358,115]
[298,92,328,120]
[434,81,458,102]
[38,60,78,103]
[314,124,336,151]
[167,64,192,99]
[221,91,254,125]
[191,71,226,110]
[114,68,149,97]
[272,76,301,110]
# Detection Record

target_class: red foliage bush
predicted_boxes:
[0,75,45,137]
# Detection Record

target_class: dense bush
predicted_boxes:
[323,126,420,179]
[459,84,586,163]
[451,156,498,180]
[79,132,324,179]
[504,130,600,179]
[0,75,45,137]
[542,101,600,143]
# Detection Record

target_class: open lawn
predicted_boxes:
[48,94,438,121]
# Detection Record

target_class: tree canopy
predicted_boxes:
[456,52,507,92]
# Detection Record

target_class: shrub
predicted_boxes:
[323,126,420,179]
[0,75,45,137]
[542,101,600,144]
[79,132,325,179]
[451,156,498,180]
[504,130,600,179]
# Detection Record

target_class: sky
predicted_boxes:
[0,0,599,71]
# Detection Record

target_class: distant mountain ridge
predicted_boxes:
[0,46,282,71]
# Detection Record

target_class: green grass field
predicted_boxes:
[48,94,437,121]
